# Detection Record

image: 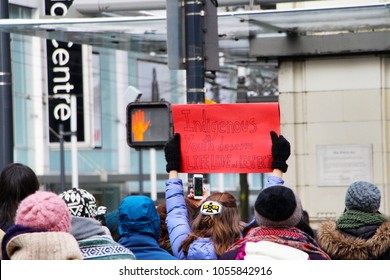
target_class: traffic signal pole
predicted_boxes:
[183,0,206,187]
[0,0,13,169]
[185,0,205,104]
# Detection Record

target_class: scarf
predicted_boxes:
[228,226,331,260]
[336,210,388,229]
[2,225,44,260]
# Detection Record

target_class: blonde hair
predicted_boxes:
[180,192,242,257]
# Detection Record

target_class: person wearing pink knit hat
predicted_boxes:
[15,191,71,232]
[1,191,82,260]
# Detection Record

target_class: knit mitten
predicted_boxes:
[164,133,181,173]
[270,131,291,172]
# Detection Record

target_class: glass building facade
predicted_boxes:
[7,2,275,214]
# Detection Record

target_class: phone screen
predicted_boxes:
[194,177,203,197]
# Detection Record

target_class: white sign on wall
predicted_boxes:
[317,144,373,186]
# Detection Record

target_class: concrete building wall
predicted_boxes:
[279,55,390,226]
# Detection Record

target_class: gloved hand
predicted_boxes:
[270,131,290,173]
[164,133,181,173]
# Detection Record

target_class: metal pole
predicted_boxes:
[184,0,206,184]
[59,124,66,192]
[150,67,159,200]
[185,0,205,104]
[138,149,144,195]
[239,173,250,222]
[236,68,250,221]
[151,68,160,102]
[0,0,13,169]
[71,95,79,189]
[150,148,157,201]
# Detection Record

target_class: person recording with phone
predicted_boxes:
[192,174,204,200]
[164,133,242,260]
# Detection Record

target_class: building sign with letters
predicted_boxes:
[45,0,85,143]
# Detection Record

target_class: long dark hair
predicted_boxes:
[0,163,40,230]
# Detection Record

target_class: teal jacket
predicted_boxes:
[118,195,177,260]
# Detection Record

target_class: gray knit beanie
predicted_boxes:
[345,181,381,213]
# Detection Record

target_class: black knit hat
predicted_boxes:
[254,185,302,227]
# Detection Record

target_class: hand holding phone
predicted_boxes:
[193,174,203,200]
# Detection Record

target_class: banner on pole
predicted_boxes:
[172,103,280,173]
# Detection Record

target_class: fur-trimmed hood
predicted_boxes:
[317,220,390,260]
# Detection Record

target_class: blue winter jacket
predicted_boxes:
[165,176,284,260]
[118,195,177,260]
[165,178,217,260]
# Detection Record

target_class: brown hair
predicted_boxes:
[180,192,241,257]
[157,197,199,253]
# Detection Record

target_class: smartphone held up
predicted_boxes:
[193,174,203,200]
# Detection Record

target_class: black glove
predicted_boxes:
[164,133,181,173]
[270,131,290,172]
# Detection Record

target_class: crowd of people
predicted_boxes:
[0,131,389,260]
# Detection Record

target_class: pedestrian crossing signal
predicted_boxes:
[126,101,173,148]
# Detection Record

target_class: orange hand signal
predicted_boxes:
[132,109,150,141]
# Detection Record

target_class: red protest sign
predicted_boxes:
[172,103,280,173]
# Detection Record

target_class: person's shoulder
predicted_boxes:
[154,248,178,260]
[187,237,217,259]
[244,241,310,260]
[379,220,390,228]
[6,231,82,260]
[219,248,239,260]
[317,220,337,231]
